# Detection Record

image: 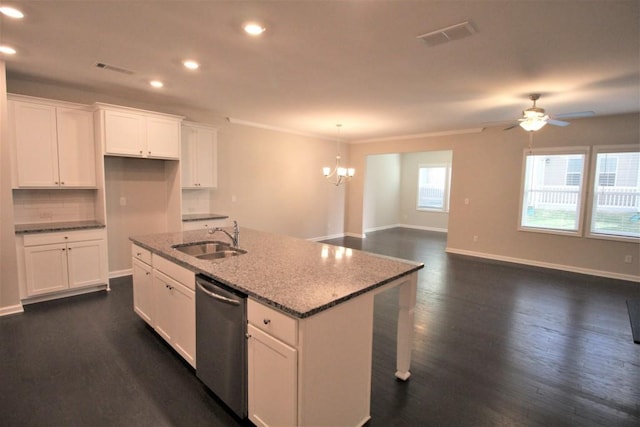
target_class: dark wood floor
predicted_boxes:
[1,228,639,426]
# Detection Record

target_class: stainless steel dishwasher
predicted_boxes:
[195,274,247,419]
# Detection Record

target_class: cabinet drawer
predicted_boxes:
[23,228,105,246]
[152,254,195,290]
[131,244,152,265]
[248,299,297,347]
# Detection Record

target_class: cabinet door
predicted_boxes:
[24,243,69,296]
[170,280,196,367]
[56,107,96,187]
[103,109,146,157]
[152,270,175,343]
[195,127,217,188]
[12,101,60,187]
[132,258,153,325]
[66,239,107,289]
[180,126,198,188]
[152,269,196,366]
[147,116,180,159]
[248,324,297,427]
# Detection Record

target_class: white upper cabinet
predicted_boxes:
[9,98,96,188]
[95,103,183,160]
[181,122,217,188]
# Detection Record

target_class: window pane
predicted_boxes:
[418,166,446,209]
[591,151,640,238]
[521,153,585,232]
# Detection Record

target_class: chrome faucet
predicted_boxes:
[208,220,240,247]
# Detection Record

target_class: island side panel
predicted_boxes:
[395,272,417,380]
[297,292,374,427]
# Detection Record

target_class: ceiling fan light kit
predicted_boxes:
[508,94,577,132]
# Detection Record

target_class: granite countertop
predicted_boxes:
[130,227,423,318]
[15,220,106,234]
[182,213,229,222]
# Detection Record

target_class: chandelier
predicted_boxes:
[323,124,355,186]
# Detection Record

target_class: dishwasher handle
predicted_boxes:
[197,281,241,306]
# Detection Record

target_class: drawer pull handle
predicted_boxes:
[263,319,271,325]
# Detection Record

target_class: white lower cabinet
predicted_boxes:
[21,229,108,297]
[248,324,297,427]
[132,257,153,324]
[131,245,196,368]
[152,269,196,367]
[247,295,375,427]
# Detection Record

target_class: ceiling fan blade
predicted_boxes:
[554,111,595,119]
[547,119,570,127]
[503,122,520,131]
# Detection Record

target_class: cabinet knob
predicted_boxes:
[60,182,65,185]
[139,150,143,155]
[263,319,271,325]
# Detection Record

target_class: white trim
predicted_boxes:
[445,247,640,283]
[21,284,109,305]
[364,224,400,233]
[352,127,484,144]
[226,117,326,140]
[109,268,133,279]
[346,232,366,239]
[307,232,346,242]
[0,303,24,317]
[398,224,448,233]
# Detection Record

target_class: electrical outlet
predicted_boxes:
[119,196,127,206]
[624,255,633,264]
[473,235,478,242]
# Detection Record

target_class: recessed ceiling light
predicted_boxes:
[183,60,199,70]
[149,80,164,88]
[0,6,24,19]
[243,22,266,36]
[0,45,17,55]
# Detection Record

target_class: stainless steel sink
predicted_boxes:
[172,241,247,260]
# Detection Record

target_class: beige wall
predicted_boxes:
[0,62,22,314]
[347,114,640,281]
[363,153,401,231]
[399,150,452,231]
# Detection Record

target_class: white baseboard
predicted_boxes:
[398,224,448,233]
[21,284,109,305]
[0,303,24,317]
[364,224,400,233]
[109,268,133,279]
[307,233,346,242]
[346,232,366,239]
[446,247,640,283]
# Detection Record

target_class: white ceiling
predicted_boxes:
[1,1,638,141]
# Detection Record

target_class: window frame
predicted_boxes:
[518,146,590,237]
[586,144,640,243]
[416,163,451,212]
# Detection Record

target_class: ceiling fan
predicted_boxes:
[505,94,594,132]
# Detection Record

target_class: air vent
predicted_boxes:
[95,62,134,75]
[416,20,476,47]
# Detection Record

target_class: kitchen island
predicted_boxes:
[130,227,423,426]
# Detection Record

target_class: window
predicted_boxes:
[417,164,450,211]
[519,148,588,234]
[589,147,639,240]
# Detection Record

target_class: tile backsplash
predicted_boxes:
[181,188,211,214]
[13,189,97,224]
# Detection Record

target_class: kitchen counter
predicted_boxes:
[130,227,423,318]
[15,220,105,234]
[182,213,229,222]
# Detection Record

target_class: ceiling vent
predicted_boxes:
[416,20,476,47]
[95,62,134,75]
